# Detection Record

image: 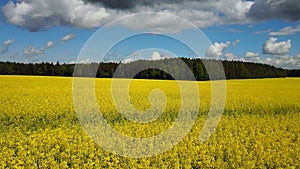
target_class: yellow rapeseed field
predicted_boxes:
[0,76,299,168]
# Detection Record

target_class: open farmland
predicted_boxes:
[0,76,299,168]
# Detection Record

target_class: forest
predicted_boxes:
[0,58,299,80]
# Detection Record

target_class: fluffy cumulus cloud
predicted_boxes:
[207,38,297,69]
[151,51,162,61]
[205,41,230,58]
[263,55,300,69]
[244,51,260,62]
[269,25,300,36]
[0,39,15,54]
[61,34,76,43]
[46,41,54,48]
[121,58,133,64]
[222,52,300,69]
[230,51,300,69]
[0,0,253,32]
[247,0,300,21]
[259,36,298,68]
[224,52,236,60]
[263,37,291,55]
[150,51,172,60]
[4,39,15,46]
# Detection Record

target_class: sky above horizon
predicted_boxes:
[0,0,300,69]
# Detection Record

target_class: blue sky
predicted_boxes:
[0,0,300,69]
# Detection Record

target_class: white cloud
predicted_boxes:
[46,41,54,48]
[263,55,300,69]
[263,37,291,55]
[23,46,44,56]
[232,39,240,46]
[244,51,260,62]
[69,59,91,64]
[205,41,230,58]
[254,29,272,34]
[245,51,259,58]
[23,40,54,57]
[235,53,300,69]
[120,50,170,63]
[4,39,15,46]
[223,52,300,69]
[151,51,162,61]
[0,39,15,55]
[112,12,193,34]
[61,34,76,43]
[269,25,300,36]
[121,58,133,64]
[294,54,300,60]
[224,53,236,60]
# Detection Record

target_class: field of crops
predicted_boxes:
[0,76,299,168]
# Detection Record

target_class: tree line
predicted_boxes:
[0,58,299,80]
